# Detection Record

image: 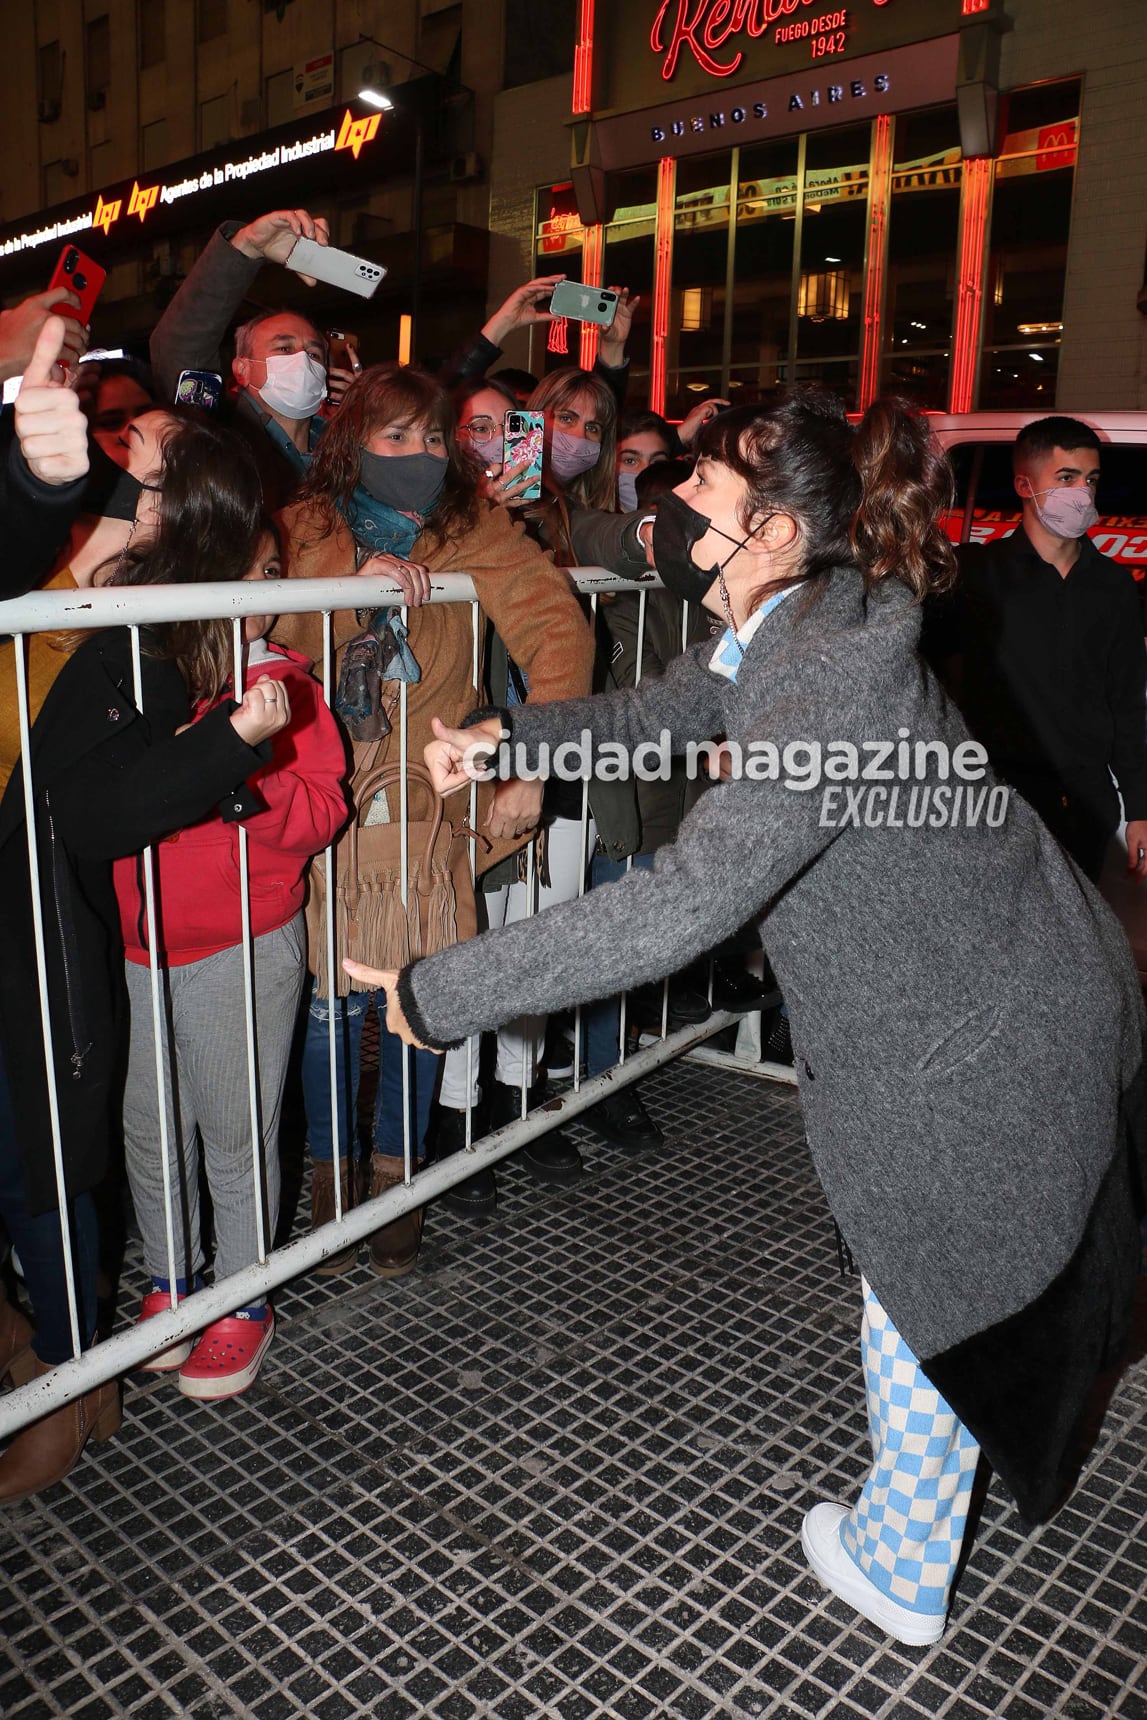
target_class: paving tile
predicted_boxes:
[0,1059,1144,1718]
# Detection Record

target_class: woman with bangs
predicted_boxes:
[275,364,595,1272]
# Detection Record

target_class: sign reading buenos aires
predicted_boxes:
[651,0,894,81]
[0,107,384,266]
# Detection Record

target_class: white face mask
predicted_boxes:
[256,350,328,419]
[617,471,640,512]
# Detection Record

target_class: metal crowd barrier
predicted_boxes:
[0,570,789,1440]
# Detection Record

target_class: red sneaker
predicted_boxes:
[177,1311,274,1401]
[135,1290,194,1372]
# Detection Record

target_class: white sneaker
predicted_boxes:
[800,1503,946,1647]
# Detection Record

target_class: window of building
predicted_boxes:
[140,0,166,70]
[668,151,733,414]
[200,93,230,151]
[86,16,111,110]
[881,106,962,408]
[38,40,63,122]
[793,123,869,403]
[979,79,1079,410]
[728,137,800,405]
[43,160,74,204]
[198,0,227,44]
[265,68,293,129]
[505,0,576,90]
[534,183,584,367]
[600,166,657,392]
[142,117,169,171]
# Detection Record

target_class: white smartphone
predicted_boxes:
[285,236,387,299]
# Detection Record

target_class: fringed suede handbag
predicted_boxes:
[309,763,481,998]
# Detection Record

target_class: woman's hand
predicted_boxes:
[485,778,543,841]
[425,715,504,795]
[340,963,437,1050]
[481,274,566,348]
[678,397,730,448]
[356,553,431,608]
[13,318,90,485]
[230,675,292,745]
[480,456,534,509]
[598,286,639,369]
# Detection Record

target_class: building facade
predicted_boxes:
[0,0,509,365]
[488,0,1147,417]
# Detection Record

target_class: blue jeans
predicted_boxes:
[586,852,656,1079]
[0,1039,99,1366]
[301,983,438,1162]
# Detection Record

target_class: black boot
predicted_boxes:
[709,959,778,1012]
[584,1084,664,1151]
[489,1083,584,1187]
[427,1106,497,1218]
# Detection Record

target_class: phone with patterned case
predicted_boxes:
[503,410,545,502]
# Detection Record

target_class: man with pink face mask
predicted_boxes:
[929,415,1147,882]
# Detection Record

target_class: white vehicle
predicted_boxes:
[932,411,1147,971]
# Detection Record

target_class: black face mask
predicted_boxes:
[98,465,146,522]
[652,489,765,607]
[357,449,447,516]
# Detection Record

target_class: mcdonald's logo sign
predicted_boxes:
[335,110,381,160]
[127,182,160,222]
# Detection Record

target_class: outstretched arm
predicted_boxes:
[394,730,843,1049]
[486,638,725,763]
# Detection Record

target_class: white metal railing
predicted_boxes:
[0,570,782,1439]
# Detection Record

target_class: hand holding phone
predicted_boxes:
[48,246,106,325]
[285,238,386,299]
[502,411,545,503]
[175,369,224,410]
[548,281,618,328]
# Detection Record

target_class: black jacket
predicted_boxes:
[0,408,91,601]
[927,530,1147,836]
[0,628,265,1213]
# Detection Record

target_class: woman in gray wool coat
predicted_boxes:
[346,393,1147,1648]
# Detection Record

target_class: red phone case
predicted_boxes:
[48,245,106,323]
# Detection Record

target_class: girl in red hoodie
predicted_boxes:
[115,527,348,1400]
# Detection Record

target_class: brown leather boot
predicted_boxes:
[310,1158,359,1274]
[366,1154,423,1278]
[0,1355,121,1503]
[0,1285,35,1389]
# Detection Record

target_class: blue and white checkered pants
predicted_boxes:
[840,1281,981,1617]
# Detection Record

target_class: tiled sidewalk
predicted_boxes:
[1,1059,1145,1719]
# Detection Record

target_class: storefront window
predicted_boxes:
[793,123,869,400]
[980,80,1079,410]
[881,107,962,408]
[534,182,583,371]
[602,166,657,393]
[727,138,799,405]
[667,151,733,415]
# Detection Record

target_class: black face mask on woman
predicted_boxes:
[652,490,769,605]
[358,448,447,516]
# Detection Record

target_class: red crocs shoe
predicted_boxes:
[177,1310,274,1401]
[135,1290,194,1373]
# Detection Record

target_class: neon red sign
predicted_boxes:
[651,0,891,82]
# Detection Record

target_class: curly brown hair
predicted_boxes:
[297,365,480,550]
[696,389,956,601]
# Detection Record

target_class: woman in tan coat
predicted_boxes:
[275,365,593,1274]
